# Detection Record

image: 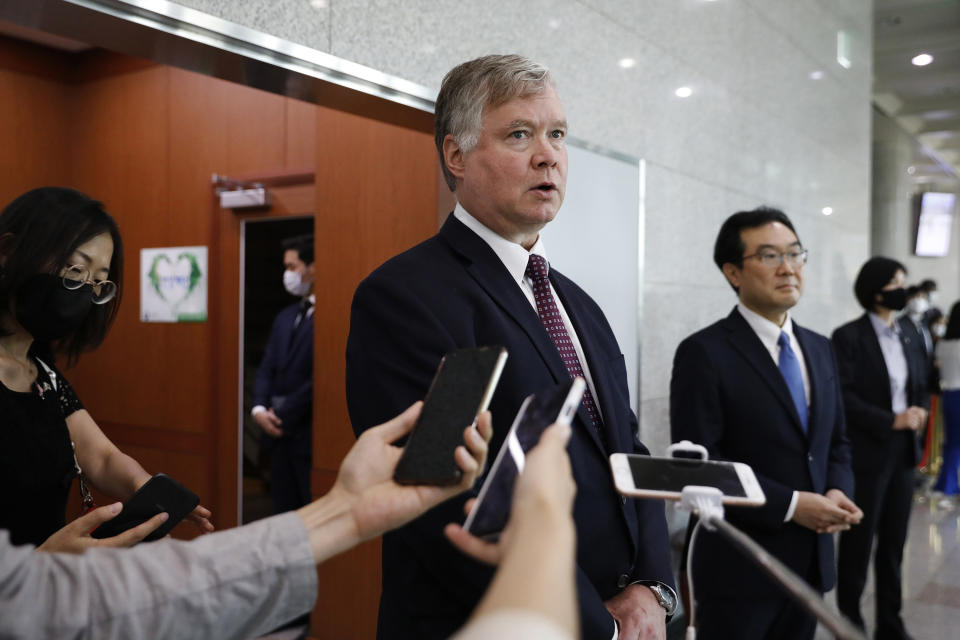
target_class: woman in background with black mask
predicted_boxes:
[831,257,931,640]
[0,187,212,551]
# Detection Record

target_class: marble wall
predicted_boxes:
[170,0,875,453]
[872,109,960,320]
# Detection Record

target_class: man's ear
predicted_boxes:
[304,262,315,284]
[721,262,741,290]
[442,134,466,182]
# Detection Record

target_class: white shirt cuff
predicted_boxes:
[785,490,799,522]
[251,405,267,417]
[611,619,618,640]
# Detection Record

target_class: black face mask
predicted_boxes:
[877,287,907,311]
[14,274,95,342]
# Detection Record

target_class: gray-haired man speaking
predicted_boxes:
[346,54,676,640]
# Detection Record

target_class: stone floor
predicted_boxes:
[814,492,960,639]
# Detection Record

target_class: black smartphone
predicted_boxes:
[393,346,509,486]
[463,377,585,539]
[90,473,200,542]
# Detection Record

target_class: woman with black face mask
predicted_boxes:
[831,257,931,640]
[0,187,213,551]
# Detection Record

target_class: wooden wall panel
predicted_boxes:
[0,68,70,205]
[310,105,439,639]
[286,97,318,170]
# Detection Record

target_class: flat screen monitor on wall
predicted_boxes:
[914,191,956,257]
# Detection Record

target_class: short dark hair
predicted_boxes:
[853,256,906,311]
[282,234,314,266]
[713,206,799,292]
[0,187,123,364]
[919,279,937,293]
[906,285,921,298]
[943,302,960,340]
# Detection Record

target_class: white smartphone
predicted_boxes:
[463,377,586,539]
[609,453,766,507]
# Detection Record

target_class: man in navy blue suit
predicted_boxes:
[670,208,862,639]
[253,234,315,514]
[346,55,676,640]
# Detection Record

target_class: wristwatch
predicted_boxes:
[635,581,678,617]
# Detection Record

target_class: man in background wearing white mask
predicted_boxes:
[252,234,316,515]
[901,285,938,395]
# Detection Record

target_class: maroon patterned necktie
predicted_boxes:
[525,254,604,432]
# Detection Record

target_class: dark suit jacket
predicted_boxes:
[253,301,314,432]
[832,314,930,472]
[670,308,854,596]
[897,315,938,394]
[346,214,674,640]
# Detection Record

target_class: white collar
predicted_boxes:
[737,302,795,346]
[869,312,899,336]
[453,203,547,284]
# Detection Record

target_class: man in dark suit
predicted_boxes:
[346,54,676,640]
[670,207,861,640]
[252,234,315,514]
[900,285,936,394]
[834,258,930,640]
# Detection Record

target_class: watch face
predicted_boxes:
[653,585,677,614]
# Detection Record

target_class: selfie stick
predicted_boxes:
[665,442,866,640]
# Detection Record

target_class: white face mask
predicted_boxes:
[907,297,930,316]
[283,269,311,297]
[929,291,939,305]
[933,323,947,338]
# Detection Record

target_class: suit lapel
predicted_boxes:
[857,314,892,409]
[794,325,826,445]
[723,309,807,437]
[285,309,312,358]
[438,216,608,455]
[551,273,615,455]
[439,216,572,386]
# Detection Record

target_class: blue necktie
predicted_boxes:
[777,332,808,433]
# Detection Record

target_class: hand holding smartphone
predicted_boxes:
[90,473,200,543]
[463,378,585,539]
[393,346,508,486]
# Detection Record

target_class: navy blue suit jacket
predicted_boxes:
[253,301,314,432]
[670,308,854,596]
[832,314,930,472]
[346,215,674,640]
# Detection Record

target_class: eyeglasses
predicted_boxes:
[740,248,809,269]
[61,265,117,304]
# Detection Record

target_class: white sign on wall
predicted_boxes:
[140,246,208,322]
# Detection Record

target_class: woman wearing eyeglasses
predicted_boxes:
[832,257,930,640]
[0,187,212,551]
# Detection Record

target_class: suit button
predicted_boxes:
[807,454,814,463]
[618,574,629,588]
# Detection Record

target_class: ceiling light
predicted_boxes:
[548,18,561,29]
[911,53,933,66]
[309,0,327,8]
[675,86,693,98]
[618,58,636,69]
[809,70,824,80]
[907,166,916,175]
[821,206,833,216]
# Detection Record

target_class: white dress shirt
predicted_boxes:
[736,303,811,522]
[868,313,909,415]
